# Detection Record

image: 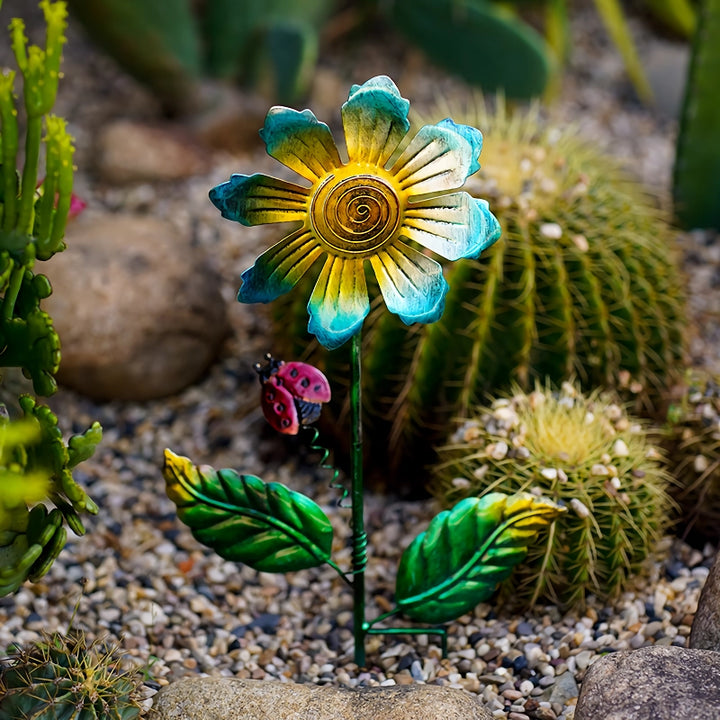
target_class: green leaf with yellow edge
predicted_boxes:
[396,492,565,623]
[163,449,333,573]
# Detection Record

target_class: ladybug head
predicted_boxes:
[253,353,284,384]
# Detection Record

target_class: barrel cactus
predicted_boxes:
[0,631,142,720]
[431,382,672,609]
[661,373,720,543]
[272,99,686,487]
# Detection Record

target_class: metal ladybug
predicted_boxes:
[254,354,331,435]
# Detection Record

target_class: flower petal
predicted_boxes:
[370,243,448,325]
[389,122,475,197]
[436,118,483,176]
[403,192,501,260]
[209,173,310,226]
[307,256,369,349]
[238,228,323,304]
[260,107,342,182]
[341,75,410,167]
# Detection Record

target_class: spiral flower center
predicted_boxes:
[310,171,402,256]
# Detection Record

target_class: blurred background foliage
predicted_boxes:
[64,0,718,231]
[66,0,697,113]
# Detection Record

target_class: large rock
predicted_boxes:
[43,212,229,401]
[690,552,720,650]
[575,645,720,720]
[149,677,493,720]
[96,120,211,183]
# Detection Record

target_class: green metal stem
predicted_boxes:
[365,608,449,658]
[350,330,368,667]
[326,559,354,588]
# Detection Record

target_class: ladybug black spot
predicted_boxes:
[282,418,291,427]
[275,403,286,412]
[314,384,321,392]
[290,368,299,378]
[266,390,275,400]
[300,378,310,388]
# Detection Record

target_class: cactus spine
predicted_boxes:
[432,383,672,608]
[0,631,142,720]
[661,373,720,543]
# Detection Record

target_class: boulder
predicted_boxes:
[149,677,493,720]
[575,645,720,720]
[96,120,211,184]
[43,212,229,401]
[690,552,720,650]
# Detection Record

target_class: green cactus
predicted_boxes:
[389,0,554,99]
[673,0,720,230]
[0,397,101,595]
[66,0,202,116]
[660,373,720,543]
[272,99,686,487]
[0,0,102,594]
[431,383,672,609]
[204,0,333,104]
[0,631,142,720]
[0,0,73,396]
[67,0,334,111]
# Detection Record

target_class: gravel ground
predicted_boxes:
[1,2,719,719]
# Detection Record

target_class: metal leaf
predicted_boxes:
[396,492,564,623]
[163,449,333,573]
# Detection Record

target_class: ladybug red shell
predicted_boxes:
[254,355,331,435]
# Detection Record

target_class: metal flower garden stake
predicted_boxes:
[163,76,564,666]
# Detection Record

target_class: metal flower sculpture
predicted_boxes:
[209,75,500,349]
[164,75,564,667]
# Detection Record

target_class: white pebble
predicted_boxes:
[573,234,589,252]
[541,468,558,480]
[612,439,629,457]
[519,680,534,696]
[452,477,472,489]
[540,222,563,239]
[489,441,509,460]
[570,498,591,518]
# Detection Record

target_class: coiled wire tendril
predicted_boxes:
[304,427,351,509]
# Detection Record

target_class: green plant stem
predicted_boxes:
[0,76,19,233]
[350,330,368,667]
[2,264,24,322]
[17,115,42,236]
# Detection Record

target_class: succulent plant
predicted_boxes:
[0,631,142,720]
[673,0,720,230]
[431,382,672,609]
[273,99,686,487]
[0,0,102,594]
[660,373,720,543]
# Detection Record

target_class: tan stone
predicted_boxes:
[96,120,211,184]
[188,82,269,154]
[149,677,493,720]
[575,646,720,720]
[43,212,229,400]
[690,552,720,650]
